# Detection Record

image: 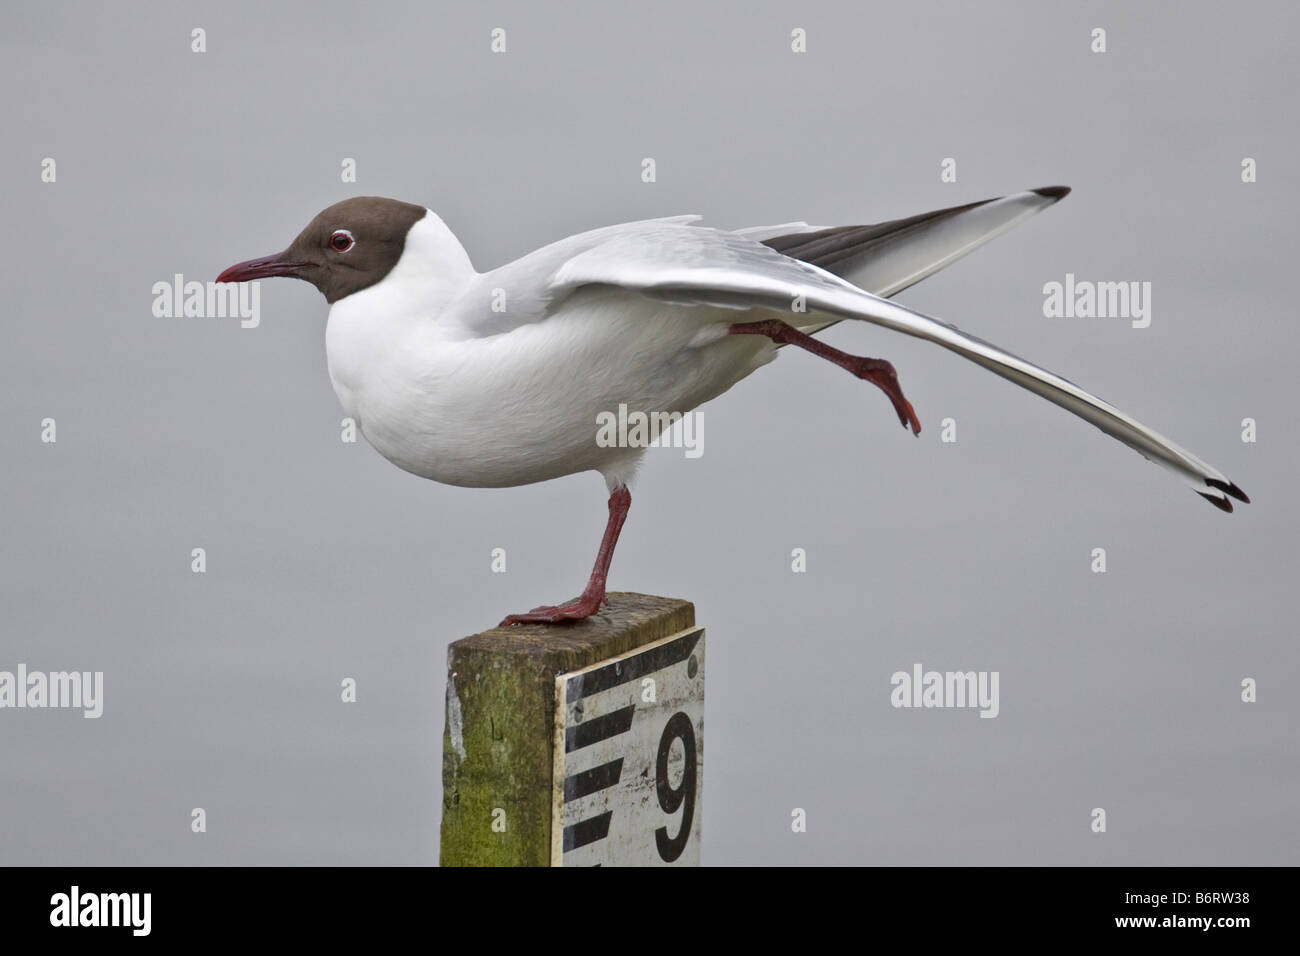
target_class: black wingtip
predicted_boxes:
[1206,478,1250,504]
[1033,185,1072,200]
[1198,491,1235,513]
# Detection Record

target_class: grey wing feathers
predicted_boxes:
[546,197,1248,512]
[761,187,1072,334]
[764,197,990,275]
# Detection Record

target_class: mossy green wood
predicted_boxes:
[440,592,697,866]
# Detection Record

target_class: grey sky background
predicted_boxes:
[2,1,1295,865]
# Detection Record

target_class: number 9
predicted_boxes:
[654,711,697,862]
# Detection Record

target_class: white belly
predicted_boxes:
[325,287,777,488]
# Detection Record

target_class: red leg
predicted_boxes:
[730,319,921,435]
[500,486,632,625]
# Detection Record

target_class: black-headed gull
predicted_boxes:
[216,187,1248,624]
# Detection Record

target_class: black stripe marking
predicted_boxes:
[1199,491,1233,513]
[563,811,612,852]
[564,758,624,803]
[1206,477,1250,503]
[762,199,994,273]
[565,705,635,753]
[566,628,702,701]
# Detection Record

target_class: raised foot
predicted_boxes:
[850,357,921,435]
[728,319,922,435]
[500,595,605,626]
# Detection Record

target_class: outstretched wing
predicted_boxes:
[757,187,1071,333]
[546,217,1248,512]
[451,188,1062,338]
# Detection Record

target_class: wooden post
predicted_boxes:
[440,592,705,866]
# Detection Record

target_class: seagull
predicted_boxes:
[216,186,1249,624]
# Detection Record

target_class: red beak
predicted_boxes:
[216,253,314,283]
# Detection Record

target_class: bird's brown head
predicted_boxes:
[216,196,428,303]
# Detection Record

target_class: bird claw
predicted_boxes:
[852,359,921,435]
[500,597,604,626]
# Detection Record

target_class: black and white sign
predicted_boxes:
[551,626,705,866]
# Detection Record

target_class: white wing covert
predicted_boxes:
[546,221,1248,512]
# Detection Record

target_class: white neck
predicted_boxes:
[324,210,476,416]
[376,209,476,312]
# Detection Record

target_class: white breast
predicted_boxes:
[325,217,777,490]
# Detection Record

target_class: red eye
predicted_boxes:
[330,230,354,252]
